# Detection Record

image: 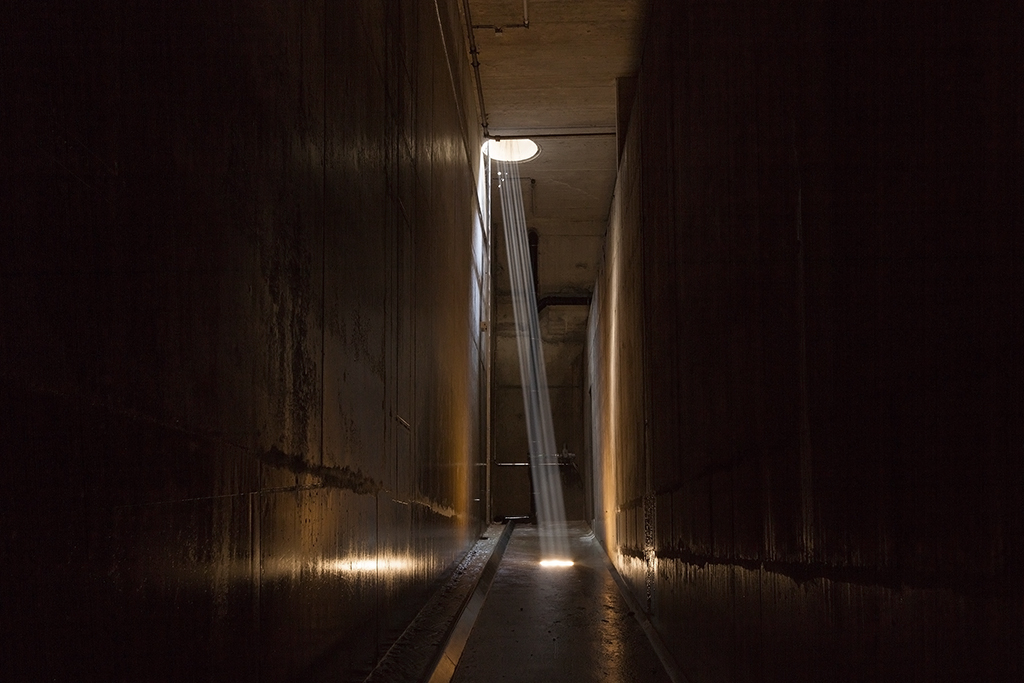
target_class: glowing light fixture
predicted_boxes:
[539,559,574,568]
[486,138,540,162]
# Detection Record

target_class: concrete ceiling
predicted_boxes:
[466,0,646,298]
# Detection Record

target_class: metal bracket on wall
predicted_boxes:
[472,0,530,32]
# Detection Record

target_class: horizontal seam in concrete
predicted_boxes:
[646,548,1012,598]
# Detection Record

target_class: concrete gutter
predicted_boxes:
[363,521,516,683]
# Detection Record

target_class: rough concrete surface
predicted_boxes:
[0,0,487,680]
[588,1,1024,680]
[451,522,671,683]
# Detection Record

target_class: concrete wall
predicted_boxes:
[489,172,590,521]
[0,0,487,680]
[491,297,587,520]
[589,1,1023,680]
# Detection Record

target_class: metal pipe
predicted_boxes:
[537,295,592,313]
[486,131,617,139]
[461,0,490,135]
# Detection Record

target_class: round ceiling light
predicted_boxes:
[486,138,540,162]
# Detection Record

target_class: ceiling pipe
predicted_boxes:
[537,295,592,313]
[487,126,617,138]
[466,1,533,135]
[460,0,490,136]
[472,0,530,33]
[498,132,616,139]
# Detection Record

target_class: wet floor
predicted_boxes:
[451,522,671,683]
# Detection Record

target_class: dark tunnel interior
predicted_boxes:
[1,1,1022,681]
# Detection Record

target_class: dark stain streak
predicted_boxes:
[619,545,647,561]
[646,546,1010,599]
[259,446,380,495]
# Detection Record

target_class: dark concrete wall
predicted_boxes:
[490,199,589,521]
[0,0,487,680]
[590,1,1023,681]
[491,301,587,521]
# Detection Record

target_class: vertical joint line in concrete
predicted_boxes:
[634,97,658,615]
[792,139,814,561]
[320,0,328,470]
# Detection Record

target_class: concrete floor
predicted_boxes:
[451,522,671,683]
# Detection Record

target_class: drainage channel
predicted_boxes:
[424,520,516,682]
[363,520,516,683]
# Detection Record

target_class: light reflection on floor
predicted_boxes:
[450,522,671,682]
[539,559,575,568]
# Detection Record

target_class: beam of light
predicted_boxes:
[539,559,575,568]
[494,153,570,562]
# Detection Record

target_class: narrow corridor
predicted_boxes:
[450,523,671,683]
[2,1,1020,681]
